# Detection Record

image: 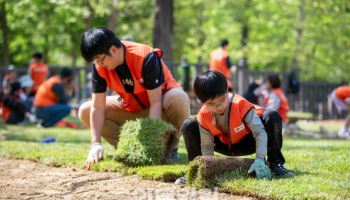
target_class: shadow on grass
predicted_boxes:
[283,145,345,152]
[292,169,319,177]
[5,132,90,144]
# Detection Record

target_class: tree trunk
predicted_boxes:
[291,0,305,70]
[43,30,50,64]
[240,0,251,69]
[108,0,119,33]
[153,0,174,70]
[0,1,10,67]
[84,1,94,31]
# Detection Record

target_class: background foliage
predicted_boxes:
[0,0,349,81]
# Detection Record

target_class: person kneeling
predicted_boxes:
[33,68,73,128]
[176,71,294,184]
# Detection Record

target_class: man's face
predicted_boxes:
[203,93,229,114]
[94,46,121,70]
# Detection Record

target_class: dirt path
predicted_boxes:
[0,157,253,200]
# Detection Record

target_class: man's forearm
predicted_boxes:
[90,107,105,144]
[148,102,162,120]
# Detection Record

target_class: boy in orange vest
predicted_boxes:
[33,68,73,127]
[79,28,190,169]
[331,85,350,138]
[1,82,35,124]
[176,71,294,184]
[209,39,234,91]
[28,52,48,95]
[1,65,16,95]
[265,74,289,124]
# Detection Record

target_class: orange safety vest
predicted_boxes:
[197,94,265,145]
[1,94,18,122]
[1,102,10,122]
[95,41,179,113]
[29,63,48,93]
[266,88,289,123]
[209,48,230,78]
[33,76,61,107]
[335,86,350,101]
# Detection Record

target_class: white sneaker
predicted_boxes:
[338,127,350,138]
[174,176,186,185]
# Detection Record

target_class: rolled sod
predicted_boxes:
[187,156,254,187]
[115,118,177,166]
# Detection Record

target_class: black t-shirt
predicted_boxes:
[92,51,165,93]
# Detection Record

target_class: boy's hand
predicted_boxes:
[85,143,104,169]
[248,157,271,179]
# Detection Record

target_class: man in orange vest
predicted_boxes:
[33,68,73,127]
[331,85,350,138]
[79,28,190,169]
[175,71,294,184]
[209,39,234,91]
[265,74,289,124]
[28,52,48,96]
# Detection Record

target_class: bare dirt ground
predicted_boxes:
[0,157,254,200]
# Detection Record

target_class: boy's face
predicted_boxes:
[32,58,41,63]
[94,46,123,70]
[204,93,229,114]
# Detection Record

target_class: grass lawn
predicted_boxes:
[0,122,349,199]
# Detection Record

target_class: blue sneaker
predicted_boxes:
[170,148,180,160]
[270,162,295,177]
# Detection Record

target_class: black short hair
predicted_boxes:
[80,27,122,62]
[10,82,21,94]
[32,52,43,60]
[267,74,281,89]
[60,68,73,79]
[194,71,228,103]
[220,39,229,47]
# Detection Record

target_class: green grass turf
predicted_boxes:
[0,122,349,199]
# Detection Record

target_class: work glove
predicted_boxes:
[248,157,271,179]
[27,113,37,123]
[85,143,104,169]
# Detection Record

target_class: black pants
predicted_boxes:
[182,110,285,164]
[6,108,26,124]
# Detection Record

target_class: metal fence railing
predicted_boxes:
[0,63,343,120]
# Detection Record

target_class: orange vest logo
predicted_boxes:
[121,78,134,86]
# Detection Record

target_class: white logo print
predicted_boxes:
[234,123,245,133]
[122,79,134,86]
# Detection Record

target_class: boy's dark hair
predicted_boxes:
[194,71,228,103]
[267,74,281,89]
[220,39,229,48]
[80,27,122,62]
[32,52,43,60]
[60,68,73,79]
[10,82,21,94]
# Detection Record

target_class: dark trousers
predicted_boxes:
[6,110,25,124]
[35,104,71,127]
[182,110,285,164]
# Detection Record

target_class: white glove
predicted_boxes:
[338,127,350,138]
[27,114,37,123]
[85,143,104,167]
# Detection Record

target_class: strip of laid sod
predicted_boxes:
[0,124,349,199]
